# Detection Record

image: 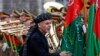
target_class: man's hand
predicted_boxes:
[60,51,72,56]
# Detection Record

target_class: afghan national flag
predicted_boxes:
[60,0,84,56]
[12,35,22,53]
[3,33,22,53]
[86,0,100,56]
[3,33,12,47]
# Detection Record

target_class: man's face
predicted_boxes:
[38,19,52,34]
[0,15,9,22]
[19,15,31,22]
[23,19,33,26]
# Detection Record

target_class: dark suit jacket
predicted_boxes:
[21,26,60,56]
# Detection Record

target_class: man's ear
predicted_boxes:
[38,23,41,28]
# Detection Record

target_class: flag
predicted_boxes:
[86,0,100,56]
[12,35,22,53]
[3,33,13,47]
[60,0,84,56]
[3,33,22,53]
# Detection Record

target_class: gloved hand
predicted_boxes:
[60,51,72,56]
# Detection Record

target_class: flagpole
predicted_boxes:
[12,35,17,53]
[3,33,14,52]
[82,0,88,26]
[8,33,15,52]
[2,33,8,45]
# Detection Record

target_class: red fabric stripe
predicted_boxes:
[90,0,95,5]
[93,0,100,40]
[3,33,21,45]
[64,0,83,27]
[13,35,22,45]
[3,33,9,41]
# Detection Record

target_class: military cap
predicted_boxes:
[20,10,32,19]
[34,13,52,23]
[0,12,9,20]
[0,12,9,17]
[10,10,20,18]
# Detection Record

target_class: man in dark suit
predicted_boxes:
[20,13,70,56]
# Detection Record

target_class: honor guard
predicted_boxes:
[0,12,9,22]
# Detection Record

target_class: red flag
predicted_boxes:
[3,33,9,41]
[90,0,95,5]
[13,35,22,45]
[93,0,100,40]
[64,0,83,27]
[60,0,84,56]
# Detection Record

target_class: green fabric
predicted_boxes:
[60,16,84,56]
[86,4,100,56]
[6,40,21,53]
[16,45,22,53]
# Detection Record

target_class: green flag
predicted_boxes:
[86,0,100,56]
[60,0,84,56]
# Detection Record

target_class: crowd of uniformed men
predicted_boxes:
[0,5,66,56]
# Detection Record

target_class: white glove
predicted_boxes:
[2,43,8,51]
